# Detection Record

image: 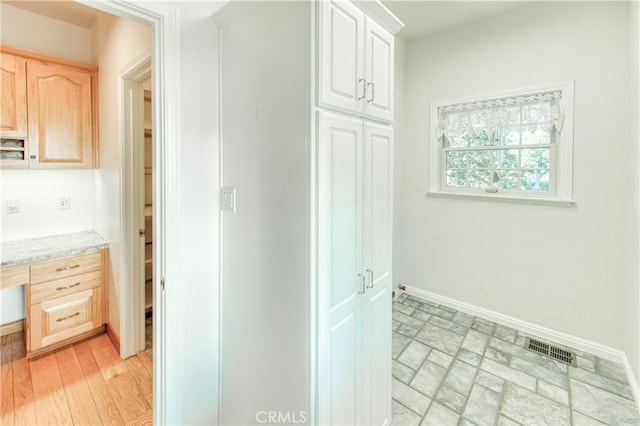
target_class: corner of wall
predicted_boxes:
[622,351,640,415]
[631,0,640,396]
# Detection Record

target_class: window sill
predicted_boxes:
[426,191,575,207]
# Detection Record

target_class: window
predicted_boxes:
[428,82,574,206]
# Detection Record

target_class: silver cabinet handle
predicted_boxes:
[358,79,366,100]
[357,273,366,294]
[367,82,375,103]
[366,269,374,288]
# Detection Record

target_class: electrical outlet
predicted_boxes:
[58,197,71,210]
[6,200,20,214]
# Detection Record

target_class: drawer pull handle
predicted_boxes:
[56,282,81,291]
[56,264,81,272]
[56,312,80,322]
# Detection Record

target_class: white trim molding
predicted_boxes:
[353,0,404,35]
[400,285,640,414]
[212,0,260,29]
[426,190,575,208]
[119,51,151,359]
[75,1,180,424]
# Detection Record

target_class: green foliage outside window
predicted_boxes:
[443,109,552,192]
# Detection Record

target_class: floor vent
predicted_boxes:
[524,337,577,367]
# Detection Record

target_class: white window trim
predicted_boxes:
[427,81,575,207]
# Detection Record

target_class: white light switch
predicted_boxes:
[221,187,236,212]
[6,200,20,214]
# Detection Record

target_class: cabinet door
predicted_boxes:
[318,0,364,115]
[0,54,28,139]
[364,18,394,123]
[26,61,94,169]
[362,123,393,425]
[29,287,103,351]
[317,112,364,425]
[1,54,29,168]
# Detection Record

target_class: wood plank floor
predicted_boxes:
[0,331,152,426]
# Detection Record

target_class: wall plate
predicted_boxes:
[221,187,236,212]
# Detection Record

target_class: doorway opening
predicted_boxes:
[121,55,152,360]
[142,81,153,360]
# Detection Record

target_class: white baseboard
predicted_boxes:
[622,351,640,415]
[401,285,640,412]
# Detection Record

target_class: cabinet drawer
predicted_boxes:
[30,251,102,284]
[30,287,102,351]
[30,270,101,304]
[0,264,29,288]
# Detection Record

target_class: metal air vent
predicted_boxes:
[524,337,577,367]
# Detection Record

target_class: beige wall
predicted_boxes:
[0,3,92,62]
[91,13,151,338]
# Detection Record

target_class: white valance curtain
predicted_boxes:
[437,91,564,144]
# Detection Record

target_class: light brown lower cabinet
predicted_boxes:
[24,249,107,358]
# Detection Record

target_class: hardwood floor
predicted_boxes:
[0,331,152,425]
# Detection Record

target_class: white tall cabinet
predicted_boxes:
[318,115,393,424]
[216,1,401,424]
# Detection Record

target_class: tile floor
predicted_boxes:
[392,293,640,426]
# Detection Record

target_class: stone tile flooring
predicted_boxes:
[392,293,640,425]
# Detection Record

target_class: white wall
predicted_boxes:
[628,0,640,392]
[0,4,96,324]
[91,13,151,338]
[219,2,311,424]
[396,2,633,352]
[0,176,93,326]
[168,2,223,423]
[1,171,95,242]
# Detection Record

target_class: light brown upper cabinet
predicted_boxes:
[1,54,28,139]
[0,46,98,169]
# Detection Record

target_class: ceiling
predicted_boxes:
[381,1,529,41]
[3,0,105,28]
[4,0,528,41]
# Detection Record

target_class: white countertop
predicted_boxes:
[1,230,109,268]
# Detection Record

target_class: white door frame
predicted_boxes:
[76,1,179,423]
[121,52,151,357]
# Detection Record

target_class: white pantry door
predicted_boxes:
[362,123,393,425]
[318,0,364,115]
[363,18,394,123]
[317,112,364,425]
[317,114,393,425]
